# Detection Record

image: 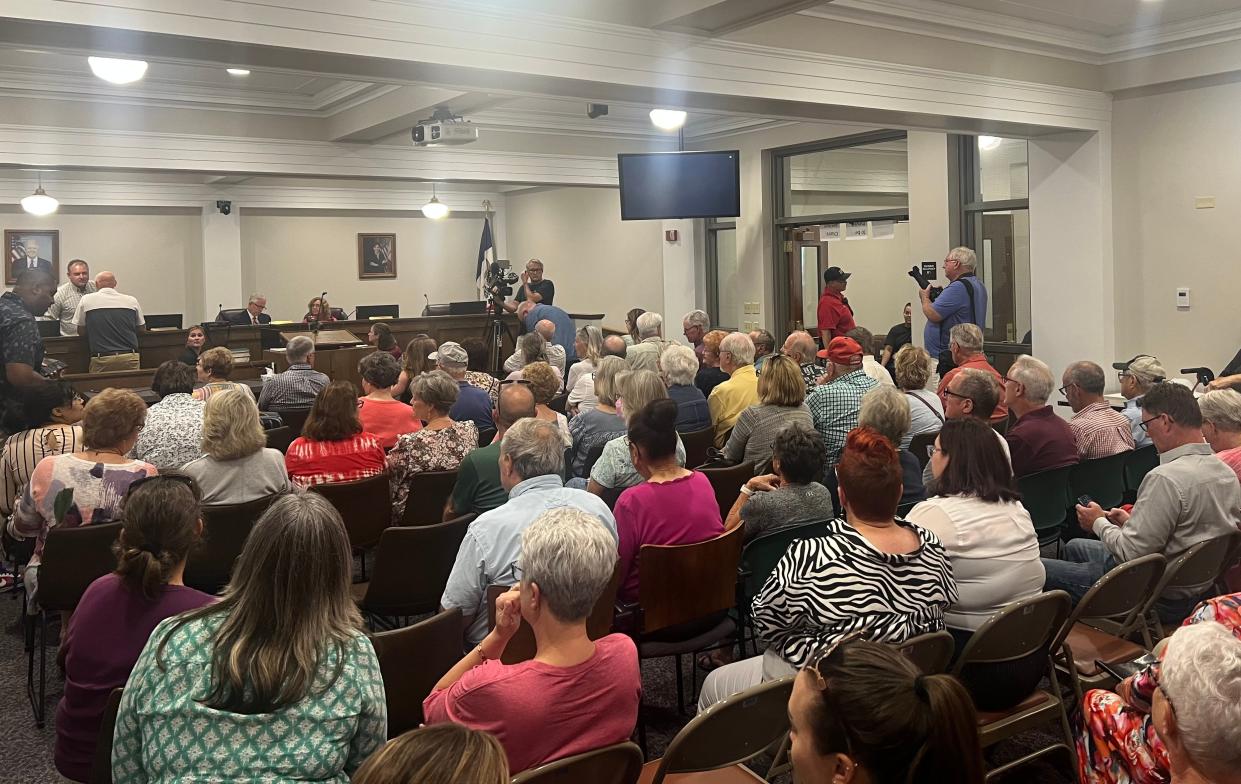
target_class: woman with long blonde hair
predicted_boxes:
[182,389,289,505]
[353,724,508,784]
[112,492,387,782]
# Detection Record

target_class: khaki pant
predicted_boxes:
[89,352,140,373]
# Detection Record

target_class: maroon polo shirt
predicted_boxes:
[816,289,856,340]
[1005,405,1079,478]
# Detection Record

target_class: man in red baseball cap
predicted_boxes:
[807,336,880,467]
[816,267,855,347]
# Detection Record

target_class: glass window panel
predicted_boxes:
[800,246,820,330]
[713,228,740,330]
[973,209,1031,345]
[977,137,1029,202]
[783,139,908,218]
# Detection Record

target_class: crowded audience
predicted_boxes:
[568,334,628,415]
[567,355,628,477]
[695,328,730,399]
[721,354,813,474]
[0,381,83,520]
[192,346,255,402]
[131,360,204,470]
[181,389,289,505]
[1004,354,1079,477]
[521,361,570,443]
[724,423,833,539]
[659,343,711,432]
[857,384,926,507]
[936,324,1007,423]
[893,344,943,450]
[257,336,330,410]
[388,370,479,522]
[444,383,537,521]
[1062,360,1135,459]
[586,369,686,496]
[356,351,419,449]
[285,380,386,488]
[707,331,760,447]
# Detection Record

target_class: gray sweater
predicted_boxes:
[740,482,834,540]
[182,448,291,506]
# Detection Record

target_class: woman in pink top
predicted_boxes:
[423,507,639,775]
[286,381,385,487]
[613,399,723,603]
[1200,389,1241,482]
[356,352,419,449]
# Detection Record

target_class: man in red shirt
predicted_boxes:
[936,322,1008,423]
[816,266,855,346]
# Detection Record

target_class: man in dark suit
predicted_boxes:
[225,294,271,326]
[11,239,52,280]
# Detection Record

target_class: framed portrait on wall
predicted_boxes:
[5,229,59,286]
[358,233,396,279]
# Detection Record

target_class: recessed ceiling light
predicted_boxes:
[226,68,251,76]
[87,56,148,84]
[650,109,688,131]
[978,135,1002,151]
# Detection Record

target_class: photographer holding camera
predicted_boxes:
[913,247,987,377]
[501,258,554,313]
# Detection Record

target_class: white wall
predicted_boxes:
[826,222,912,337]
[1113,80,1241,373]
[239,212,490,321]
[505,186,663,329]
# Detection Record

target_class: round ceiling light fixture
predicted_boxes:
[421,183,450,220]
[21,174,59,216]
[87,56,148,84]
[226,68,251,76]
[649,109,688,131]
[977,135,1002,151]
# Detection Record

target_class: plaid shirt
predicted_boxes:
[806,369,879,466]
[1070,401,1135,460]
[257,364,329,410]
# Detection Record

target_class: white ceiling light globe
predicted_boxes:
[977,135,1002,151]
[421,196,449,220]
[649,109,688,131]
[226,68,251,76]
[88,56,148,84]
[21,187,59,216]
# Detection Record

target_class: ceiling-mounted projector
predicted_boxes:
[412,105,479,146]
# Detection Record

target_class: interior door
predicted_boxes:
[783,227,829,336]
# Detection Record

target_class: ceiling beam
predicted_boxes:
[649,0,828,37]
[326,85,505,142]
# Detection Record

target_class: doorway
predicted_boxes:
[783,226,828,335]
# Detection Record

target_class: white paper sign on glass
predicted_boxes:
[819,224,843,242]
[845,223,869,240]
[871,221,896,240]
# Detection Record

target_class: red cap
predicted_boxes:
[817,336,864,365]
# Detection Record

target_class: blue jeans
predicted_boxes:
[1041,538,1116,604]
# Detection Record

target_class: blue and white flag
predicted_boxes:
[475,217,494,298]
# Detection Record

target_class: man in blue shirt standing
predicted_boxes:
[433,340,495,432]
[517,301,578,363]
[919,246,988,375]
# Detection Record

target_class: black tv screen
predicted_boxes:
[617,151,740,220]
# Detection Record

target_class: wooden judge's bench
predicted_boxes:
[47,313,521,399]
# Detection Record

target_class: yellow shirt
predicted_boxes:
[707,364,759,447]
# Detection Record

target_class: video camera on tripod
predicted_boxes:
[485,259,519,306]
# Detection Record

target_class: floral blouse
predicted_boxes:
[387,420,478,522]
[465,371,500,407]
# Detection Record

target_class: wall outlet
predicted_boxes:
[1176,287,1190,308]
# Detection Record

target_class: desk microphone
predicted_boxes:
[423,293,431,317]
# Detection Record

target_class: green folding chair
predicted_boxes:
[1070,452,1130,512]
[1123,445,1159,502]
[736,520,830,655]
[1017,466,1073,552]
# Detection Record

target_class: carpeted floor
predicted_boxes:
[0,591,1077,783]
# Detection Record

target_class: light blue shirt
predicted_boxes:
[922,276,987,357]
[440,473,618,646]
[1123,396,1153,449]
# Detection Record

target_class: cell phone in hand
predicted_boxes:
[1096,653,1160,682]
[1076,494,1093,507]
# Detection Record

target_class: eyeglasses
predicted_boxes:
[124,472,200,500]
[927,444,945,458]
[1057,382,1078,397]
[807,629,869,691]
[512,561,524,583]
[941,388,969,401]
[499,379,532,387]
[1138,413,1166,432]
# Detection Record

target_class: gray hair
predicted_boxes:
[593,355,628,407]
[247,293,265,306]
[618,369,667,424]
[750,329,776,356]
[576,325,603,364]
[683,309,710,331]
[1198,389,1241,432]
[858,384,911,447]
[518,332,549,365]
[948,246,977,271]
[893,345,932,391]
[410,369,459,415]
[954,368,1000,419]
[286,335,314,364]
[660,344,699,387]
[949,323,984,354]
[1065,361,1106,396]
[785,331,817,364]
[501,417,565,480]
[519,507,617,622]
[1009,354,1054,405]
[720,332,755,366]
[635,311,663,339]
[1158,621,1241,776]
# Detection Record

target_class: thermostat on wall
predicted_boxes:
[1176,288,1190,309]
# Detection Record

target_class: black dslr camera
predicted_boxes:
[908,266,943,302]
[485,259,520,305]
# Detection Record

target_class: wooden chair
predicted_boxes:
[512,741,643,784]
[952,591,1074,781]
[398,469,460,526]
[271,407,311,435]
[736,520,829,655]
[897,630,956,675]
[1016,465,1073,552]
[623,525,746,745]
[1138,533,1238,644]
[264,425,295,454]
[28,522,123,727]
[638,676,794,784]
[369,608,463,737]
[680,426,716,469]
[1052,553,1165,706]
[309,473,392,578]
[1069,451,1129,513]
[353,515,473,629]
[1123,445,1159,501]
[89,687,123,784]
[184,495,278,595]
[909,431,939,471]
[486,561,622,665]
[697,461,756,520]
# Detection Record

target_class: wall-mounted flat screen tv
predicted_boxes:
[617,150,741,220]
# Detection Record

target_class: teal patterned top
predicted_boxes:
[111,612,386,783]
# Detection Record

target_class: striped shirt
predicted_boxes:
[721,403,814,475]
[805,369,880,467]
[256,364,328,410]
[0,424,84,518]
[192,381,255,404]
[1070,401,1135,460]
[285,432,386,488]
[752,517,956,668]
[45,280,96,336]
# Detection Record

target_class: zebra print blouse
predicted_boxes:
[752,516,957,668]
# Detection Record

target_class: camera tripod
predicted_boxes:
[484,298,515,375]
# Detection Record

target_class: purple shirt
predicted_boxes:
[55,573,214,781]
[1005,405,1079,479]
[613,472,724,602]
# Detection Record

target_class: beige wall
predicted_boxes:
[1113,81,1239,374]
[505,186,663,330]
[239,212,488,322]
[827,222,912,339]
[2,207,200,319]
